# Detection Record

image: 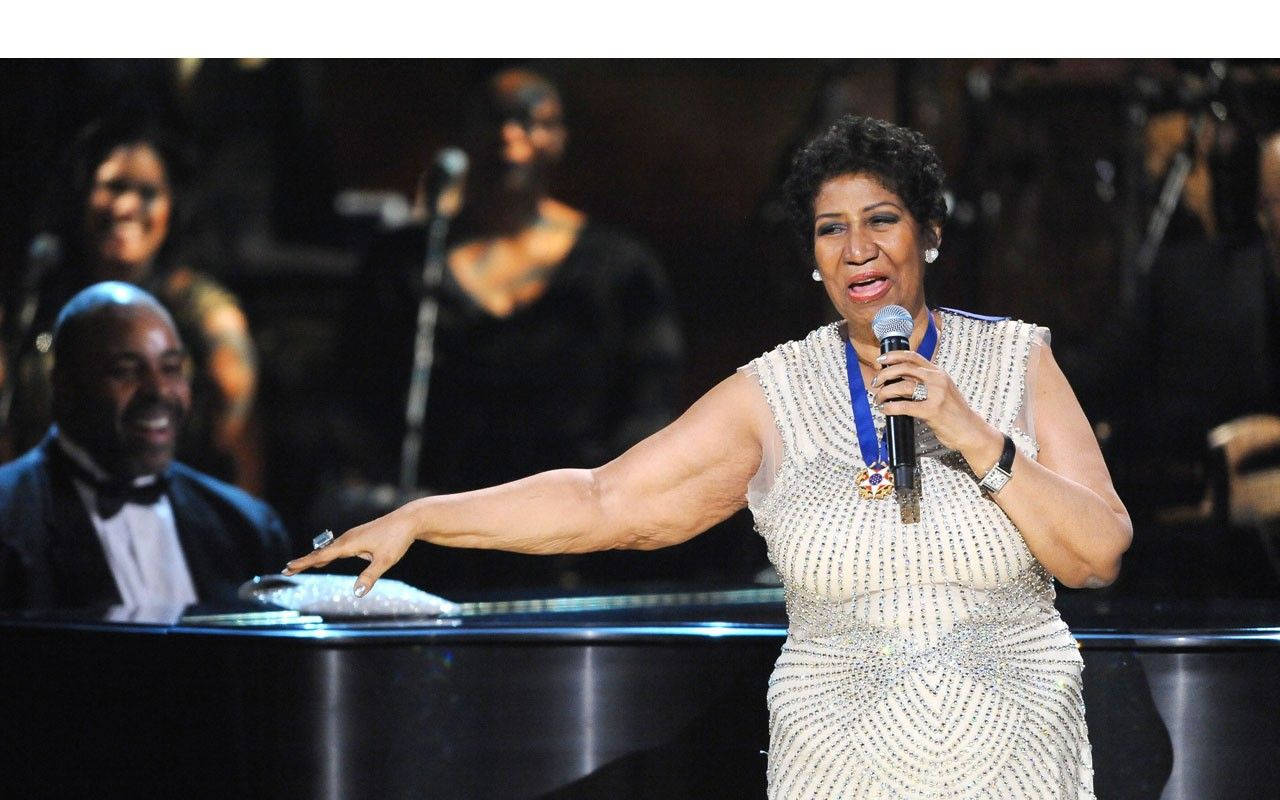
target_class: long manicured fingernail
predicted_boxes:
[354,583,368,598]
[870,377,880,387]
[281,565,294,575]
[876,354,888,363]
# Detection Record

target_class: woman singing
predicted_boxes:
[287,115,1131,799]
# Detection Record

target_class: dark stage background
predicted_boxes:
[3,58,1280,606]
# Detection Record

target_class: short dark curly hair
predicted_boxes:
[783,115,948,252]
[39,114,192,275]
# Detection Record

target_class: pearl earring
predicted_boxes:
[811,269,822,282]
[924,247,939,264]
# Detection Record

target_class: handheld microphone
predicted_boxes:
[871,305,917,494]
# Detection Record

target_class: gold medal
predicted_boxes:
[856,461,895,500]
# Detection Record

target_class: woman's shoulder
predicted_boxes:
[154,266,243,317]
[151,266,251,344]
[937,307,1045,345]
[744,322,844,379]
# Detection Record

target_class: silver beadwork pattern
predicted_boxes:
[747,311,1093,800]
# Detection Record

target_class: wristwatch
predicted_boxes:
[979,434,1016,495]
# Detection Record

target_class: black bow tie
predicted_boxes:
[53,440,170,519]
[94,479,168,519]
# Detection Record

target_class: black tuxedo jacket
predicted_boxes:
[0,433,292,609]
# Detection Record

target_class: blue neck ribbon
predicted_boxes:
[843,310,938,466]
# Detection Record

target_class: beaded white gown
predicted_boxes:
[744,311,1093,800]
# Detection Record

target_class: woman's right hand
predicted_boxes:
[282,502,422,596]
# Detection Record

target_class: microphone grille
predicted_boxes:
[436,147,469,179]
[871,305,914,341]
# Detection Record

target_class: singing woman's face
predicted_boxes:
[83,143,172,282]
[811,172,937,329]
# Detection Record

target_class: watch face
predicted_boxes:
[981,467,1011,493]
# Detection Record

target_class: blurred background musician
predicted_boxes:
[1259,129,1280,292]
[0,282,289,610]
[327,68,685,590]
[0,116,263,492]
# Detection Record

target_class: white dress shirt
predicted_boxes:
[56,433,199,608]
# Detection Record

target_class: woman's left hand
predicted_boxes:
[871,349,1002,468]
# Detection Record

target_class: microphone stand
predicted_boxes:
[0,234,60,440]
[398,171,463,493]
[1130,61,1228,297]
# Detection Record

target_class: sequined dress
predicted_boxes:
[744,311,1093,800]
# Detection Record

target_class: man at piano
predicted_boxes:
[0,282,290,610]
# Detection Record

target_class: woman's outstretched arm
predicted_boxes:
[284,370,772,595]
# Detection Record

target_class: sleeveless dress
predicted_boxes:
[744,310,1093,800]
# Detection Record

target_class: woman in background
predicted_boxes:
[1,117,261,491]
[346,68,684,494]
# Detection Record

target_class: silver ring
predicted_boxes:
[911,381,928,402]
[312,529,335,549]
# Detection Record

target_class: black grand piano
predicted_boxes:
[1,579,1278,800]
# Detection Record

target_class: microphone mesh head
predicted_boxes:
[436,147,470,179]
[871,305,914,341]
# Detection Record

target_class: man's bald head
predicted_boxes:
[51,281,191,477]
[52,281,176,370]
